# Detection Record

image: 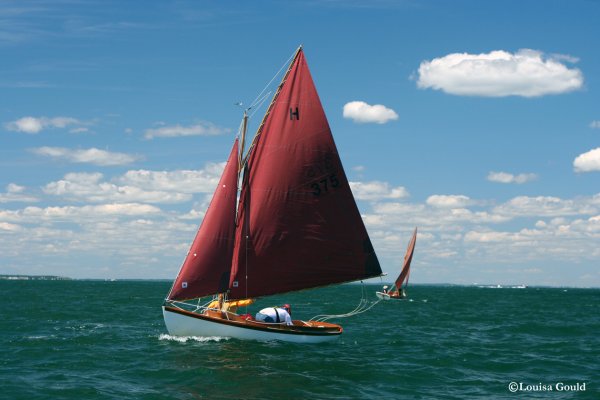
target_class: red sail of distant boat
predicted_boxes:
[394,227,417,290]
[168,139,239,301]
[228,48,382,300]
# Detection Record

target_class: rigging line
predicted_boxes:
[236,116,245,138]
[165,298,213,313]
[248,50,297,110]
[241,46,302,167]
[310,285,369,321]
[244,196,249,302]
[311,299,366,322]
[310,292,367,321]
[310,282,381,322]
[317,299,369,320]
[248,91,273,119]
[313,299,382,322]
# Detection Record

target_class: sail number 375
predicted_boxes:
[311,174,340,196]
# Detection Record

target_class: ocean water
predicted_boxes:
[2,281,598,399]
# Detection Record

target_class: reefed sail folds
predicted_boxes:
[228,50,381,300]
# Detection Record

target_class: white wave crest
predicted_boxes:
[158,333,229,343]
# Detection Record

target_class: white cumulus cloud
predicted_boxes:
[349,181,408,201]
[574,148,600,172]
[5,116,84,134]
[116,165,223,193]
[32,147,139,166]
[426,194,471,208]
[590,121,600,129]
[0,222,22,231]
[22,203,161,219]
[416,49,584,97]
[144,122,230,139]
[43,172,191,204]
[0,184,38,203]
[493,195,597,218]
[487,171,537,184]
[343,101,398,124]
[464,230,513,243]
[42,163,224,204]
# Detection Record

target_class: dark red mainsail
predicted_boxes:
[168,139,239,301]
[228,49,382,300]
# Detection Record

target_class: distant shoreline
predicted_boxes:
[0,276,597,288]
[0,274,72,281]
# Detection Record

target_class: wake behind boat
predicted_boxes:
[162,46,383,343]
[376,227,417,301]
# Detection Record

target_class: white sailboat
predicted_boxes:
[162,47,383,342]
[376,227,417,300]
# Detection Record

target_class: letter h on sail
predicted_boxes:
[289,107,300,120]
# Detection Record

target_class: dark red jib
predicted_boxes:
[168,139,239,300]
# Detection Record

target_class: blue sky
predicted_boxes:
[1,0,599,286]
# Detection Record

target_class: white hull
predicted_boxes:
[376,291,406,301]
[376,291,390,300]
[163,306,341,343]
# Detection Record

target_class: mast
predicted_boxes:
[238,110,248,172]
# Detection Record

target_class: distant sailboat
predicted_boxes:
[162,46,383,343]
[376,227,417,300]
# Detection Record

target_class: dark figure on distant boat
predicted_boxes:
[388,288,406,299]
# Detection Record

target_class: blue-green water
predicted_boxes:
[2,281,598,399]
